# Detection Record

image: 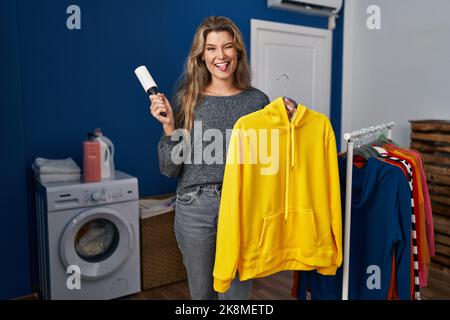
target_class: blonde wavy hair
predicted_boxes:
[174,16,251,131]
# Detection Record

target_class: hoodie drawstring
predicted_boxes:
[281,98,303,223]
[285,124,295,223]
[290,124,295,170]
[285,127,289,223]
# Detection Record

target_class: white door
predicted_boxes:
[251,19,332,118]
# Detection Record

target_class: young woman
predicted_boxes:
[150,16,270,300]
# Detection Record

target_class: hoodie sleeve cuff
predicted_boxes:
[316,265,338,276]
[213,278,231,293]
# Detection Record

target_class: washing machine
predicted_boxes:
[35,171,141,299]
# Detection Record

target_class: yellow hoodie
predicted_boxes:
[213,97,342,293]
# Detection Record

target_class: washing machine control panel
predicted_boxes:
[84,186,132,205]
[43,172,138,212]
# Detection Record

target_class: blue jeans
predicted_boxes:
[174,184,252,300]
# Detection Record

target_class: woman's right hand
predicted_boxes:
[150,93,175,136]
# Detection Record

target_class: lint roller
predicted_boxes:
[135,65,166,117]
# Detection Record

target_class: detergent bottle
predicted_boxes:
[94,128,115,179]
[83,133,101,182]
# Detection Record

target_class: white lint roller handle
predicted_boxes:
[135,66,166,116]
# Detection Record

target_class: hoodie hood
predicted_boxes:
[263,96,307,129]
[339,157,382,209]
[264,97,307,222]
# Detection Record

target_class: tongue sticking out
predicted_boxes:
[218,64,228,71]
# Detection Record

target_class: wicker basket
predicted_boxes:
[139,196,187,290]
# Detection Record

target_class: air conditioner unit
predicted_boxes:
[267,0,343,17]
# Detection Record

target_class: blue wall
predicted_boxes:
[0,0,30,300]
[1,0,343,299]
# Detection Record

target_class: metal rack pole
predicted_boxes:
[341,139,353,300]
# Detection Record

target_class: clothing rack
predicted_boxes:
[341,121,395,300]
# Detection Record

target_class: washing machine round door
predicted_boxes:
[59,207,134,279]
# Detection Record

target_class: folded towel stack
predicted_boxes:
[32,157,81,183]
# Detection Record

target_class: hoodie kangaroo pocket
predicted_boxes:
[258,209,317,255]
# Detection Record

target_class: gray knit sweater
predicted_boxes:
[158,87,270,195]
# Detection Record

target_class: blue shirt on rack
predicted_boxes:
[295,157,411,300]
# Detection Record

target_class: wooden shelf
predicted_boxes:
[432,203,450,217]
[409,120,450,133]
[435,233,450,246]
[410,119,450,273]
[435,243,450,257]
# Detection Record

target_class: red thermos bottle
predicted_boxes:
[83,133,101,182]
